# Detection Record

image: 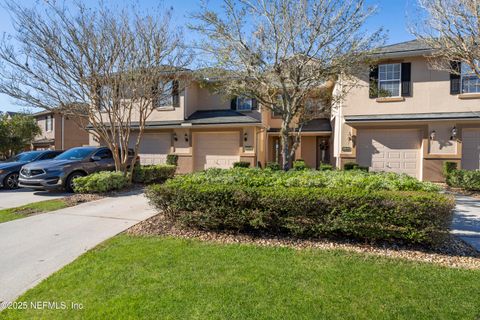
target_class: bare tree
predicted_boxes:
[412,0,480,78]
[190,0,383,170]
[0,1,190,177]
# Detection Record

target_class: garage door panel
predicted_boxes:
[194,132,240,171]
[130,133,171,165]
[462,129,480,170]
[357,130,421,178]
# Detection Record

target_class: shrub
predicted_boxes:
[166,154,178,166]
[177,168,440,192]
[319,164,333,171]
[133,164,176,184]
[265,162,281,171]
[446,169,480,191]
[146,180,454,244]
[443,161,458,177]
[233,161,251,168]
[292,159,308,171]
[344,163,357,170]
[73,171,129,193]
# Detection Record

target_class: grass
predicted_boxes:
[2,235,479,319]
[0,199,68,224]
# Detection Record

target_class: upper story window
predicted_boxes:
[236,97,253,111]
[45,115,53,132]
[378,63,401,97]
[156,80,179,109]
[461,63,480,93]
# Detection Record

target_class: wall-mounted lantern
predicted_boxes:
[450,126,457,140]
[430,130,436,140]
[173,132,178,141]
[244,132,248,142]
[184,133,189,142]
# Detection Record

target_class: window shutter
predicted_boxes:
[252,98,258,110]
[230,97,237,110]
[401,63,411,97]
[450,61,461,95]
[369,65,379,98]
[172,80,179,108]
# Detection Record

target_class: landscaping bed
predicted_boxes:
[146,168,454,245]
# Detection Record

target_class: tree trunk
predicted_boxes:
[280,120,291,171]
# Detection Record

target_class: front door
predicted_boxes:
[316,137,330,168]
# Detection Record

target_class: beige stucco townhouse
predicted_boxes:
[333,39,480,181]
[32,110,90,151]
[89,77,333,172]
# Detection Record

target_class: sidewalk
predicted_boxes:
[451,194,480,251]
[0,191,156,307]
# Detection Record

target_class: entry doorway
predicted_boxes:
[316,137,330,168]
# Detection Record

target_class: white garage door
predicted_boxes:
[130,133,171,165]
[462,129,480,170]
[194,132,240,171]
[357,129,421,178]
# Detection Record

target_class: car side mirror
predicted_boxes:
[91,156,102,162]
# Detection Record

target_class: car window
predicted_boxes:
[11,151,43,162]
[39,152,59,160]
[55,147,96,161]
[94,149,113,159]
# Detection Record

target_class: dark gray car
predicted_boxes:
[0,150,63,189]
[18,146,126,192]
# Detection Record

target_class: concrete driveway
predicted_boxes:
[451,194,480,251]
[0,188,68,210]
[0,191,156,307]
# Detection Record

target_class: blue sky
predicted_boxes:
[0,0,417,113]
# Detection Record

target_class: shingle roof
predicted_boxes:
[345,112,480,122]
[373,39,432,58]
[268,118,331,132]
[186,109,260,125]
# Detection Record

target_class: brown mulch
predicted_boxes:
[64,193,104,207]
[435,182,480,199]
[127,214,480,270]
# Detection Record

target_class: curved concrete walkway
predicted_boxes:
[0,189,67,210]
[0,191,156,308]
[451,194,480,251]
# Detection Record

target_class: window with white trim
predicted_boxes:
[461,63,480,93]
[236,97,253,111]
[45,115,53,132]
[378,63,401,97]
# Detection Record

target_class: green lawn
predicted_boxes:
[2,235,479,319]
[0,199,68,224]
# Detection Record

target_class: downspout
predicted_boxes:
[61,115,65,149]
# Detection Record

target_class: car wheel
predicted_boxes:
[65,172,85,193]
[3,172,19,189]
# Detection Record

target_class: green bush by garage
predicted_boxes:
[133,164,176,184]
[73,171,130,193]
[146,168,453,245]
[443,161,480,191]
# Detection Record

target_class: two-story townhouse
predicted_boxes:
[333,39,480,181]
[89,76,333,173]
[32,110,90,150]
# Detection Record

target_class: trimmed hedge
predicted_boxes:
[292,159,308,171]
[173,168,440,192]
[319,164,333,171]
[446,169,480,191]
[443,161,458,176]
[233,161,251,168]
[265,162,281,171]
[73,171,129,193]
[166,154,178,166]
[133,164,176,184]
[146,181,454,244]
[344,163,369,172]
